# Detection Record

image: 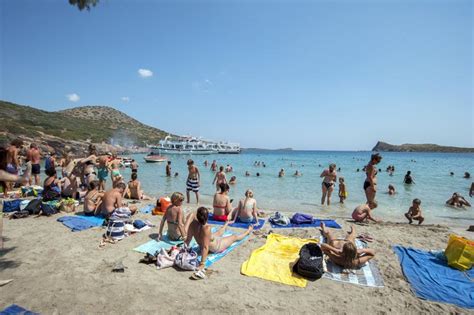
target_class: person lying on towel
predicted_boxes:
[320,222,375,269]
[185,207,252,271]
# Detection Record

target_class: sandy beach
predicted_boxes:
[1,199,471,314]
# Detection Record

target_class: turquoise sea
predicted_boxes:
[121,151,473,226]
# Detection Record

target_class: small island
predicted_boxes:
[372,141,474,153]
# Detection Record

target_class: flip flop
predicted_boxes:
[357,233,374,242]
[191,269,207,280]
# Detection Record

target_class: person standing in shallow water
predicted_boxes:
[364,153,382,204]
[186,159,200,204]
[320,163,337,205]
[166,161,171,177]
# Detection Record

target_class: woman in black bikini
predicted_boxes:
[364,154,382,204]
[320,163,337,205]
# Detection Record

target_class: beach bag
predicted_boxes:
[43,189,61,202]
[269,212,291,226]
[174,247,199,271]
[41,202,58,216]
[133,219,147,230]
[445,234,474,271]
[293,243,324,280]
[153,197,171,215]
[2,199,22,213]
[105,220,125,240]
[156,247,180,270]
[291,213,313,225]
[24,199,42,215]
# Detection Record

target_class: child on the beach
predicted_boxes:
[338,177,347,203]
[351,201,380,223]
[405,198,424,224]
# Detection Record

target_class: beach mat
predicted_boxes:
[133,234,187,255]
[270,219,341,229]
[134,228,247,268]
[139,204,154,214]
[322,238,384,287]
[393,245,474,309]
[57,215,104,232]
[241,234,318,287]
[196,229,249,268]
[0,304,38,315]
[208,214,265,230]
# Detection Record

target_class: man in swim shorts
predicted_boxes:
[27,143,41,185]
[186,159,200,204]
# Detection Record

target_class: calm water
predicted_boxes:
[119,151,473,225]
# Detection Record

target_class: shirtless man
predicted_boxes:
[166,161,172,177]
[130,160,138,173]
[27,143,41,185]
[321,163,337,205]
[186,159,200,204]
[100,182,137,217]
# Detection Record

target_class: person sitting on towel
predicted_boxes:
[99,182,137,217]
[227,189,258,224]
[84,180,104,216]
[185,207,252,271]
[124,172,150,200]
[320,222,375,269]
[212,183,233,221]
[158,192,188,241]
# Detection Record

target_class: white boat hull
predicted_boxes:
[158,149,216,155]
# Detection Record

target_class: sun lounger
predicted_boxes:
[393,245,474,309]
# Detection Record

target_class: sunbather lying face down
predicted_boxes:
[185,207,252,271]
[320,223,375,269]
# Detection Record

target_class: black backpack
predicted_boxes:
[293,243,324,281]
[24,199,42,215]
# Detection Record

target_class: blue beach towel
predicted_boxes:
[207,214,265,230]
[270,219,341,229]
[0,304,38,315]
[139,204,154,214]
[194,228,249,268]
[134,228,248,268]
[57,215,104,232]
[393,245,474,309]
[134,234,196,255]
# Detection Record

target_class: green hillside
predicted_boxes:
[0,100,169,146]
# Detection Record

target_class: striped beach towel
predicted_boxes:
[321,237,384,287]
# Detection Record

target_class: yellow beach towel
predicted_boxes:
[241,233,318,287]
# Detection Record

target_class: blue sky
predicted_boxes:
[1,0,472,150]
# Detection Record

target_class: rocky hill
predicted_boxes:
[0,100,170,155]
[372,141,474,153]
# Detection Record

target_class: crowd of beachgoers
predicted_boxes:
[0,138,473,280]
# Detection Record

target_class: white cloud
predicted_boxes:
[138,68,153,78]
[66,93,80,102]
[121,96,130,102]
